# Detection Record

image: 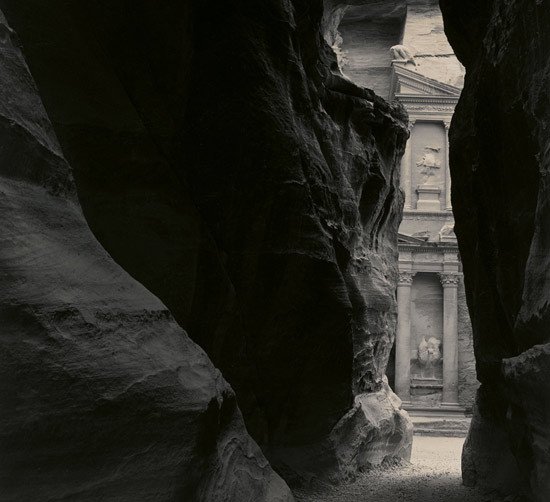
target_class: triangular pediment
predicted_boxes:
[392,63,461,98]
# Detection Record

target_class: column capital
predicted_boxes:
[398,271,415,285]
[408,119,416,132]
[438,272,460,287]
[443,121,451,131]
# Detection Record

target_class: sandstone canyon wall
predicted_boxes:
[0,10,292,502]
[332,1,406,98]
[440,0,550,500]
[0,0,412,493]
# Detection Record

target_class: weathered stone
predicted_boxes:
[441,0,550,499]
[271,378,412,484]
[337,2,407,98]
[400,2,464,88]
[0,10,293,501]
[458,283,477,409]
[329,379,413,476]
[503,345,550,498]
[335,0,464,99]
[0,0,412,482]
[461,388,524,496]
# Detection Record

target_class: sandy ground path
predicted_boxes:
[294,436,488,502]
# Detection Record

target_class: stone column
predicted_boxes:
[396,271,415,402]
[439,272,460,404]
[402,121,415,210]
[444,122,452,210]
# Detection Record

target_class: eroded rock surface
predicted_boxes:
[0,11,293,501]
[0,0,412,482]
[335,1,407,98]
[440,0,550,499]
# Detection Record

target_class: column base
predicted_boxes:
[403,403,468,419]
[441,401,462,408]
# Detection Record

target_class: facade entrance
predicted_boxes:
[389,25,477,413]
[336,1,479,414]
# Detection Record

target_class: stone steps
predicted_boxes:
[408,410,472,437]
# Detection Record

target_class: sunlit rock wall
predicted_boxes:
[336,1,464,98]
[402,1,463,87]
[0,10,293,501]
[336,1,406,98]
[0,0,412,485]
[440,0,550,499]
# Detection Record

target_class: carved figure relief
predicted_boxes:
[416,146,441,184]
[417,336,442,378]
[438,222,456,241]
[390,45,417,66]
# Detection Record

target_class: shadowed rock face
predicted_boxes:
[0,10,293,502]
[0,0,411,488]
[440,1,550,499]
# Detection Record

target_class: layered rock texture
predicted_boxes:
[333,0,464,99]
[332,1,407,98]
[0,0,412,493]
[440,0,550,500]
[0,10,292,502]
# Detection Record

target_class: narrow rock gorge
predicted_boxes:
[0,0,412,498]
[3,0,548,499]
[440,0,550,500]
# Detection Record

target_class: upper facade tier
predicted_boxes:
[336,0,464,100]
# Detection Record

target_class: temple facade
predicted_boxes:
[337,0,478,413]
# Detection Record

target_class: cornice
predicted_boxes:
[397,95,459,106]
[397,93,460,102]
[399,243,459,253]
[403,210,454,219]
